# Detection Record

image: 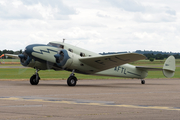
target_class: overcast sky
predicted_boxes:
[0,0,179,53]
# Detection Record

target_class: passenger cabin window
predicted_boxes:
[68,48,73,52]
[80,52,85,57]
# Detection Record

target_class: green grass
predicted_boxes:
[0,68,122,80]
[146,68,180,79]
[0,59,179,80]
[0,59,19,62]
[0,67,179,80]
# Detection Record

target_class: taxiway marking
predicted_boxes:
[0,97,180,111]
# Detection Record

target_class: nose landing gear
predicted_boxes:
[67,70,77,86]
[30,69,40,85]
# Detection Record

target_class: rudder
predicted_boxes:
[163,56,176,78]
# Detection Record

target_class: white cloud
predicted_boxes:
[22,0,77,16]
[104,0,145,12]
[0,0,76,20]
[0,1,43,19]
[0,0,179,53]
[133,12,177,23]
[96,11,110,18]
[57,27,100,40]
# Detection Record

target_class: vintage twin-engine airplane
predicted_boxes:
[6,41,176,86]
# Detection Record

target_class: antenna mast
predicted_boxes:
[63,39,65,43]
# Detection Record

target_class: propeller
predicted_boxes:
[18,52,32,67]
[54,51,64,63]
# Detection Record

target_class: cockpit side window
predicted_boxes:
[60,45,64,49]
[48,43,64,49]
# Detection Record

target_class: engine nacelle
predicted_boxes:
[19,53,53,70]
[18,52,32,67]
[54,49,73,68]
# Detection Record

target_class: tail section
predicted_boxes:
[163,56,176,78]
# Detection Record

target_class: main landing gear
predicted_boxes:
[67,70,77,86]
[141,79,145,84]
[30,69,40,85]
[29,69,77,86]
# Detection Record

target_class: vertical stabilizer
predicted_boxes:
[163,56,176,78]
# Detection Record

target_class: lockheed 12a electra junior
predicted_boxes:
[5,41,176,86]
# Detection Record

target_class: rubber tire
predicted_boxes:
[141,80,145,84]
[67,76,77,86]
[30,75,40,85]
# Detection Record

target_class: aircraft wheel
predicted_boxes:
[67,76,77,86]
[141,80,145,84]
[30,74,40,85]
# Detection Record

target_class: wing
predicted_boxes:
[5,54,19,59]
[79,53,146,71]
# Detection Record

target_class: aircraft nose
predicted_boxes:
[24,44,47,57]
[25,45,33,56]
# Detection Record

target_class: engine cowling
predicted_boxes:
[18,52,32,67]
[54,49,71,68]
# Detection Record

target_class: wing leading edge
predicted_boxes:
[79,53,146,71]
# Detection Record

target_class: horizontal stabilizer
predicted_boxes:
[5,54,19,59]
[79,53,146,71]
[136,55,176,78]
[136,66,162,71]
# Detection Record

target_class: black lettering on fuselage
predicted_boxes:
[114,66,126,75]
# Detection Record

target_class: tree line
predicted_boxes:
[135,50,179,55]
[143,53,180,61]
[0,49,22,58]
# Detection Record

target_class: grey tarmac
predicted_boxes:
[0,79,180,120]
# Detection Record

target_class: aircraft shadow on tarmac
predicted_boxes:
[15,80,169,88]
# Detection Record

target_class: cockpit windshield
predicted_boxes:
[47,43,64,49]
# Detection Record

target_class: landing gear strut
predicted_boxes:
[67,70,77,86]
[141,79,145,84]
[30,69,40,85]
